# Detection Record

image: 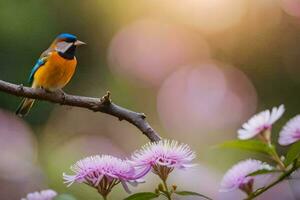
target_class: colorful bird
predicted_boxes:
[16,33,85,117]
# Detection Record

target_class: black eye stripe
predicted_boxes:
[65,38,76,43]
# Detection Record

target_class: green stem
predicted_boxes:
[268,144,286,170]
[245,160,298,200]
[272,153,286,170]
[162,180,172,200]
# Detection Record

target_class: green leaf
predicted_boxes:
[216,140,271,155]
[284,141,300,167]
[55,194,76,200]
[123,192,159,200]
[247,169,281,177]
[175,191,212,200]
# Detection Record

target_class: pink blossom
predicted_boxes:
[131,139,196,181]
[238,105,284,140]
[279,115,300,146]
[63,155,139,197]
[220,159,272,194]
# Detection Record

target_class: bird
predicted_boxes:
[16,33,85,117]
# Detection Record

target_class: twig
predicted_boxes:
[245,160,298,200]
[0,80,161,142]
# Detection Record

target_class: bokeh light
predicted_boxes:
[164,0,248,33]
[0,109,37,180]
[108,19,210,87]
[0,109,45,200]
[281,0,300,17]
[157,61,257,145]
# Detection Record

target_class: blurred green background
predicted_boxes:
[1,0,300,199]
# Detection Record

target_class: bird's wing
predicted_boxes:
[28,49,53,84]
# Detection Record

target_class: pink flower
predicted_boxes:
[238,105,285,140]
[63,155,139,197]
[279,115,300,146]
[131,139,196,181]
[220,159,272,194]
[21,189,57,200]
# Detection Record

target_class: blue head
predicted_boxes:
[56,33,78,43]
[53,33,85,59]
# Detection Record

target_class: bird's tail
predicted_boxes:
[16,98,35,117]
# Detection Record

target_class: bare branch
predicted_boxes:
[0,80,161,142]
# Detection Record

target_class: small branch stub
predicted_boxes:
[101,91,111,104]
[18,84,24,92]
[140,113,146,119]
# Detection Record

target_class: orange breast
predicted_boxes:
[33,52,77,91]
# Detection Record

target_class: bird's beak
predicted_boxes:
[74,40,86,46]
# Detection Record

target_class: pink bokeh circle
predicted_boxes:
[108,19,211,87]
[157,61,257,138]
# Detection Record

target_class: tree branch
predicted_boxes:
[0,80,161,142]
